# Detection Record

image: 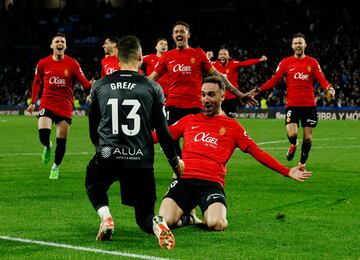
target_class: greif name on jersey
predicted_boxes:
[110,81,136,90]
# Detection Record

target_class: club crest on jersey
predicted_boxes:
[307,66,312,72]
[226,69,229,74]
[64,69,69,76]
[219,127,226,135]
[190,57,195,64]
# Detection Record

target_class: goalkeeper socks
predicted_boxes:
[97,206,112,220]
[39,128,51,147]
[54,138,67,165]
[300,141,312,164]
[287,135,297,146]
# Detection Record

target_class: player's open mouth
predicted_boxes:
[57,47,63,51]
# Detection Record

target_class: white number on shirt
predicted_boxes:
[106,98,141,136]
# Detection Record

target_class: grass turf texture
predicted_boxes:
[0,116,359,259]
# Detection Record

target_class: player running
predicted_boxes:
[27,32,93,179]
[249,33,335,169]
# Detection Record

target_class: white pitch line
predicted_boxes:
[0,235,174,260]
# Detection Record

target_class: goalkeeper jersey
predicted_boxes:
[89,70,177,168]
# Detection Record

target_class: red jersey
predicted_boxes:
[101,55,121,77]
[143,53,169,96]
[153,113,289,186]
[259,55,330,107]
[155,47,215,109]
[212,59,261,100]
[31,55,91,118]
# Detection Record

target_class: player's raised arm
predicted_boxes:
[212,69,258,106]
[245,143,312,182]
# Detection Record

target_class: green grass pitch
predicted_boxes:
[0,116,359,259]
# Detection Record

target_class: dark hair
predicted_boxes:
[118,35,141,63]
[292,32,306,40]
[173,21,190,32]
[51,32,66,42]
[107,36,120,48]
[203,76,225,93]
[156,38,167,44]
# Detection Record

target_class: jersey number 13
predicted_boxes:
[107,98,140,136]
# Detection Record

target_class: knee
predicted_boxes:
[303,137,312,143]
[287,132,297,139]
[206,216,228,231]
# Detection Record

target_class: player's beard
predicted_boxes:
[295,48,304,58]
[204,102,220,116]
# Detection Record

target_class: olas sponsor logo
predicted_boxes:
[49,76,66,85]
[294,72,309,80]
[194,132,218,146]
[173,64,191,73]
[106,67,117,75]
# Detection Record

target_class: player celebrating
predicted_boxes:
[149,21,257,157]
[27,32,93,179]
[101,36,121,77]
[208,48,267,117]
[152,76,312,249]
[250,33,335,169]
[142,38,170,98]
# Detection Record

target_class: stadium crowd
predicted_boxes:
[0,0,359,109]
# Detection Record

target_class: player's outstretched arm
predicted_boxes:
[26,103,35,113]
[259,55,268,62]
[326,84,336,98]
[213,70,258,106]
[247,87,261,98]
[288,166,312,182]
